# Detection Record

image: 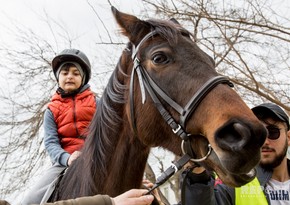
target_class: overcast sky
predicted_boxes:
[0,0,145,96]
[0,0,143,51]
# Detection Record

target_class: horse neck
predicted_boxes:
[101,127,151,196]
[95,58,150,196]
[92,71,151,195]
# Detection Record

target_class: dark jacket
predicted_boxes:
[180,159,290,205]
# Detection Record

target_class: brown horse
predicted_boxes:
[50,7,267,201]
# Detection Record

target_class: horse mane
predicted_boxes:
[55,18,184,199]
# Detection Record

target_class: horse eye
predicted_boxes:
[152,53,170,65]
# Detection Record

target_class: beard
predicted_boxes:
[260,139,288,170]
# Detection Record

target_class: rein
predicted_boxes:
[129,30,233,194]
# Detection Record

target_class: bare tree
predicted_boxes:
[142,0,290,111]
[0,26,55,198]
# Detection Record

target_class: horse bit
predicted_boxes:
[129,29,234,192]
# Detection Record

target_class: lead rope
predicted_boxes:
[144,154,191,197]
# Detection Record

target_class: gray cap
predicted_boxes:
[252,103,289,130]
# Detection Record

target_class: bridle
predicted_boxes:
[129,30,234,162]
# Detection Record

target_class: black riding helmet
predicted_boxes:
[52,49,91,85]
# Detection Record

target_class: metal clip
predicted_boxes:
[172,124,181,134]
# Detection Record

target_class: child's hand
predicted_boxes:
[67,151,82,166]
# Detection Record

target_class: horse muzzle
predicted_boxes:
[213,119,266,173]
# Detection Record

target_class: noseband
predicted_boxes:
[129,30,234,162]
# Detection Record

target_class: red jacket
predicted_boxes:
[48,88,96,154]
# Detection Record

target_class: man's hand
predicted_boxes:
[112,189,154,205]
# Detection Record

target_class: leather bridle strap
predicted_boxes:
[144,154,192,195]
[179,76,234,127]
[137,64,188,140]
[129,30,234,142]
[134,64,233,138]
[140,67,234,129]
[130,58,188,139]
[129,31,158,135]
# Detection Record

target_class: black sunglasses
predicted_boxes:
[266,126,281,140]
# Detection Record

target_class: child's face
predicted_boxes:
[58,66,82,92]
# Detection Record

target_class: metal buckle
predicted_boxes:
[172,124,181,134]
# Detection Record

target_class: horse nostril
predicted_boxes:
[216,122,251,151]
[233,122,252,147]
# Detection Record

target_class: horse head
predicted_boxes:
[112,7,267,187]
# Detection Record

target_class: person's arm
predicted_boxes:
[181,167,234,205]
[41,189,154,205]
[112,189,154,205]
[43,109,70,166]
[41,195,112,205]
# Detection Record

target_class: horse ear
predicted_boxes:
[170,18,181,25]
[111,6,150,44]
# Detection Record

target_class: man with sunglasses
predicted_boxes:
[180,102,290,205]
